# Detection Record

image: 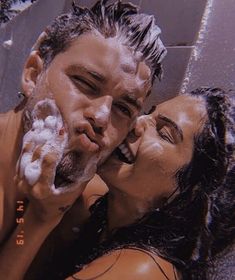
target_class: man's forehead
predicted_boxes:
[65,59,151,93]
[62,34,150,75]
[53,34,151,99]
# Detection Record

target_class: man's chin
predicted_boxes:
[54,171,76,189]
[54,151,82,189]
[53,149,100,189]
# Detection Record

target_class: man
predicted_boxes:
[0,0,166,278]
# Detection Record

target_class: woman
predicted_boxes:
[61,87,235,280]
[1,87,234,280]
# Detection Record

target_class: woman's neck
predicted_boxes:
[106,187,150,232]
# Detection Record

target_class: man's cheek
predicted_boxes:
[103,123,127,149]
[119,127,130,143]
[97,133,118,164]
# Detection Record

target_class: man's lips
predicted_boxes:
[77,132,100,153]
[75,124,105,152]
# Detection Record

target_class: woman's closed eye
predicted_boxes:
[157,127,175,144]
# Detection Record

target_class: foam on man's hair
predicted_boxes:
[37,0,167,82]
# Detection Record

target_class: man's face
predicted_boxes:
[22,32,151,187]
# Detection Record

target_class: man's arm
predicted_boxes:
[0,148,91,279]
[0,177,107,280]
[0,204,60,280]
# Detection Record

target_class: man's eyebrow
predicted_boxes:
[158,114,184,141]
[122,93,142,111]
[69,64,106,83]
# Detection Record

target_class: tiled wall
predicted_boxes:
[0,0,207,112]
[0,0,67,112]
[1,0,234,113]
[181,0,235,94]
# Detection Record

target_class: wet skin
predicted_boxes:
[99,95,208,211]
[0,32,151,242]
[64,94,208,280]
[22,32,151,184]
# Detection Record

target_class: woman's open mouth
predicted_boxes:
[113,142,135,164]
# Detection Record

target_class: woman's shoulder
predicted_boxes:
[66,248,178,280]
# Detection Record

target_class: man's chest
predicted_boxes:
[0,177,19,243]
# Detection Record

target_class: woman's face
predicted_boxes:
[98,95,207,206]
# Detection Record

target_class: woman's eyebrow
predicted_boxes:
[158,114,184,141]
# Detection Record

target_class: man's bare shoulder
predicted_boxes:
[67,248,177,280]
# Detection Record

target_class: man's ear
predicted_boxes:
[21,50,44,97]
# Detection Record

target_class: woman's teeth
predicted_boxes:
[118,143,134,163]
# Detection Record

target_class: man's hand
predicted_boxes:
[15,99,99,223]
[15,142,90,224]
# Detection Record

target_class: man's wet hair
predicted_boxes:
[37,0,167,84]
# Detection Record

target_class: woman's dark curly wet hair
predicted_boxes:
[168,87,235,278]
[76,88,234,278]
[36,0,167,84]
[46,88,234,280]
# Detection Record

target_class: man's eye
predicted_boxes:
[114,103,132,118]
[71,75,97,92]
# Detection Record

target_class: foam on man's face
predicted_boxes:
[19,99,68,191]
[19,98,101,194]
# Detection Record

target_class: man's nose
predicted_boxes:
[84,96,112,135]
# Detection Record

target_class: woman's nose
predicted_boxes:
[134,115,149,137]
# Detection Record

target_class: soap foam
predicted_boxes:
[95,104,110,122]
[24,160,42,186]
[19,152,33,178]
[177,112,192,125]
[20,99,68,189]
[143,139,163,154]
[20,98,103,195]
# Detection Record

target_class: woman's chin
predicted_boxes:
[98,156,120,176]
[98,156,132,186]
